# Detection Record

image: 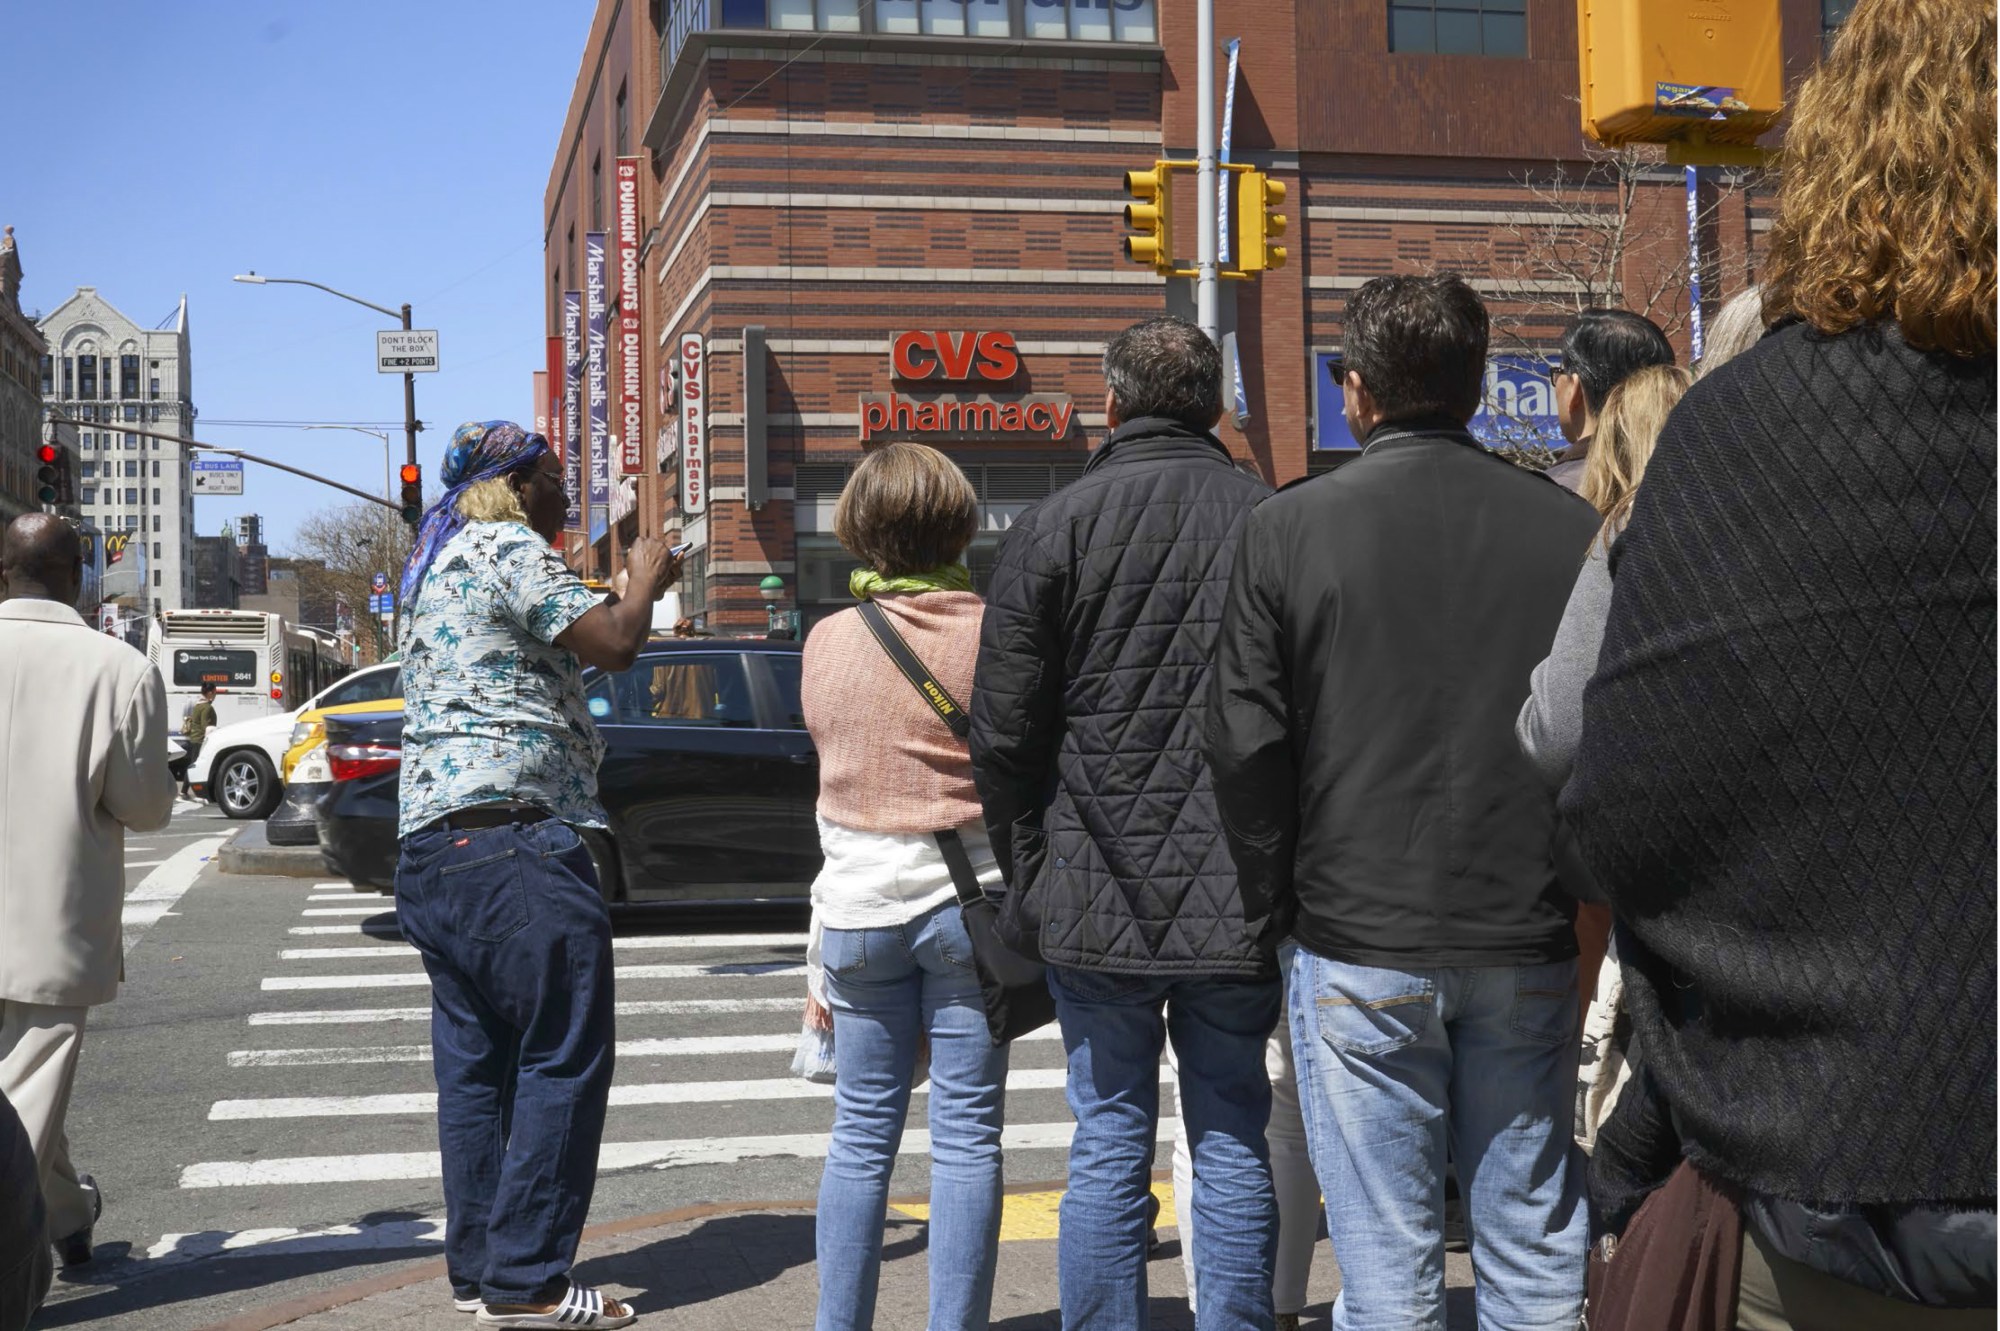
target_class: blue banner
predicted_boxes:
[585,232,610,546]
[1217,36,1241,267]
[1314,353,1564,451]
[561,290,584,530]
[1686,166,1705,363]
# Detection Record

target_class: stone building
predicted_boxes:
[0,227,49,527]
[37,286,199,614]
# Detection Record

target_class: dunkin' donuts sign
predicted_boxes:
[859,331,1076,443]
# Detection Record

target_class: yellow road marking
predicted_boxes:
[892,1181,1180,1242]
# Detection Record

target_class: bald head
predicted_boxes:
[2,514,83,605]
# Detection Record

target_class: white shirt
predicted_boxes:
[809,814,1003,931]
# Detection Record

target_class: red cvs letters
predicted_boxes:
[891,331,1020,382]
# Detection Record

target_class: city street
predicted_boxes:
[30,804,1108,1330]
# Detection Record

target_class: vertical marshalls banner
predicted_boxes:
[585,231,611,546]
[561,293,585,530]
[533,370,550,443]
[616,157,646,475]
[546,335,566,520]
[679,332,706,516]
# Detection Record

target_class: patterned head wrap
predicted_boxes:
[398,420,551,607]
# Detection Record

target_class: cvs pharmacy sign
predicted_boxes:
[863,331,1076,444]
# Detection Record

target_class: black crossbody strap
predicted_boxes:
[855,599,972,739]
[934,828,985,908]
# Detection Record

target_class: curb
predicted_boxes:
[217,825,332,879]
[186,1177,1096,1331]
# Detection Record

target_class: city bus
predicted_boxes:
[147,610,352,732]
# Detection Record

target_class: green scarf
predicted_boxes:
[849,564,973,601]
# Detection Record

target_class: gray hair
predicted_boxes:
[1102,317,1223,430]
[1696,286,1767,379]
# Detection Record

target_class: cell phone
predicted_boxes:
[668,541,695,558]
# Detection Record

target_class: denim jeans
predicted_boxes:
[1289,948,1587,1331]
[815,900,1009,1331]
[1048,966,1282,1331]
[396,818,615,1306]
[1175,944,1320,1318]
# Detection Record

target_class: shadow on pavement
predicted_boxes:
[576,1211,880,1313]
[28,1209,440,1329]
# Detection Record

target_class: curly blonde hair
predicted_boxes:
[1760,0,1995,358]
[1580,364,1692,537]
[455,475,529,524]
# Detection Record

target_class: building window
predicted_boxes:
[125,433,138,450]
[153,515,162,532]
[124,404,138,421]
[153,541,161,559]
[125,488,138,505]
[120,354,140,398]
[38,354,51,394]
[1388,0,1526,55]
[152,460,161,477]
[153,488,162,506]
[81,461,95,478]
[591,155,604,231]
[77,355,96,399]
[615,82,630,157]
[149,377,159,399]
[82,488,95,505]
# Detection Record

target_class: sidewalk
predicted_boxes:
[190,1184,1480,1331]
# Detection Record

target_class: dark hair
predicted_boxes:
[832,442,979,577]
[1342,274,1490,422]
[1103,316,1222,429]
[1557,308,1676,413]
[201,682,218,695]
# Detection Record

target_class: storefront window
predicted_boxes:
[818,0,862,29]
[876,0,919,32]
[771,0,815,28]
[719,0,765,25]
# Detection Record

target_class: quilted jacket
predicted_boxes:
[969,416,1275,976]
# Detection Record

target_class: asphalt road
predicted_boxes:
[32,802,1103,1330]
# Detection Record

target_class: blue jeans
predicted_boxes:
[1289,948,1588,1331]
[1049,966,1282,1331]
[396,818,615,1306]
[815,901,1009,1331]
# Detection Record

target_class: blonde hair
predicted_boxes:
[1579,365,1692,536]
[1696,286,1766,379]
[455,475,529,524]
[1760,0,1995,357]
[833,443,978,577]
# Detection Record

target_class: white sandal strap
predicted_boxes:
[558,1284,605,1325]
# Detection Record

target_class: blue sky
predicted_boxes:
[8,2,584,558]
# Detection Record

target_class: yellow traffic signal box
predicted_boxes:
[1236,169,1288,274]
[1577,0,1783,163]
[1122,163,1176,276]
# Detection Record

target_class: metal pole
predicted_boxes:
[49,415,401,509]
[400,303,418,472]
[1196,0,1219,343]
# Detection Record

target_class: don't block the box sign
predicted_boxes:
[860,332,1077,444]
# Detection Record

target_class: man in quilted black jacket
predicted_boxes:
[971,316,1282,1330]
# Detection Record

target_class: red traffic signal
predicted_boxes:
[36,444,58,465]
[399,463,421,486]
[398,463,423,526]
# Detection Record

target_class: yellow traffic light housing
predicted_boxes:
[1236,169,1289,274]
[1121,164,1178,277]
[1576,0,1783,165]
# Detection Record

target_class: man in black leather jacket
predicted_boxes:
[1207,274,1599,1330]
[971,316,1281,1329]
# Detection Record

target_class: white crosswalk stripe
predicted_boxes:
[164,907,1129,1267]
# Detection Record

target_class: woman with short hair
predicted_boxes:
[804,443,1008,1331]
[1566,0,1996,1321]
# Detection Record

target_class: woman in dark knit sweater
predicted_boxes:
[1562,0,1996,1325]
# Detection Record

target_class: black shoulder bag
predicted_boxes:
[855,600,1055,1045]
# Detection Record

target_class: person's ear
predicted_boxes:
[1103,389,1120,430]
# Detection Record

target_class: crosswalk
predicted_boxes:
[161,880,1158,1256]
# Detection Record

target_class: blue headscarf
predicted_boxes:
[398,419,551,608]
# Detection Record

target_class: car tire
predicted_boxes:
[216,750,282,821]
[580,829,622,904]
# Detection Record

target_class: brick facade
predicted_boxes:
[547,0,1819,632]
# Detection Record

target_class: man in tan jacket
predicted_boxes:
[0,514,175,1266]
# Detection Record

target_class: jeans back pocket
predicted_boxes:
[1509,960,1579,1045]
[438,842,530,944]
[1311,959,1435,1058]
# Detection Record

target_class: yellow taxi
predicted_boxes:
[267,696,405,845]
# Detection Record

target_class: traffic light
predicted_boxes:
[1121,163,1176,276]
[1236,169,1288,274]
[34,443,73,506]
[399,462,423,526]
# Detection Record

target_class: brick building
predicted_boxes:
[546,0,1832,632]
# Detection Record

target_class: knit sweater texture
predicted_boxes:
[801,591,985,835]
[1562,321,1996,1207]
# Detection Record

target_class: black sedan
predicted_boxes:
[315,639,823,900]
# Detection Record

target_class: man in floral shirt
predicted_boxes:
[395,421,676,1328]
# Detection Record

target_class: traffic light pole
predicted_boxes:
[45,415,400,511]
[1195,0,1219,343]
[401,302,418,478]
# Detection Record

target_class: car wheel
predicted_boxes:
[580,829,621,903]
[217,751,282,820]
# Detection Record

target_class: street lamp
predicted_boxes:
[232,272,420,502]
[301,424,394,501]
